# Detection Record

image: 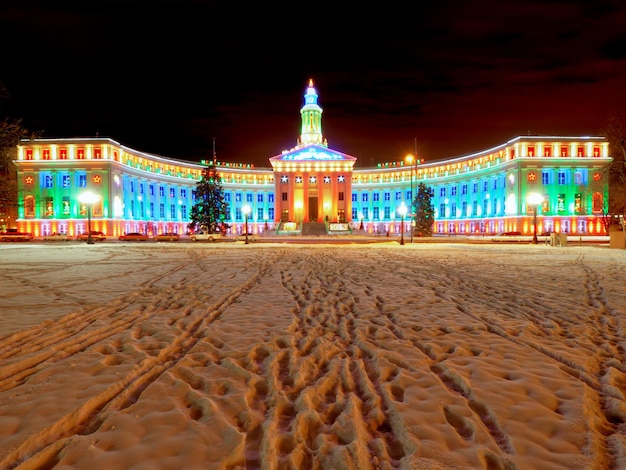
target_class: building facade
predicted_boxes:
[12,80,612,237]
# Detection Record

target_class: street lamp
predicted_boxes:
[527,192,543,244]
[79,191,100,245]
[397,203,407,245]
[242,204,251,244]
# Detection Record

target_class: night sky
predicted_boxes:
[1,0,625,167]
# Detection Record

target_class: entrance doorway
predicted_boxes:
[308,197,318,221]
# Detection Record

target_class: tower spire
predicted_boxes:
[298,79,327,148]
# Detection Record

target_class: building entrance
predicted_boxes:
[309,197,318,222]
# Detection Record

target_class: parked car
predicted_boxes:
[43,232,72,241]
[76,231,107,241]
[0,230,34,242]
[118,232,150,241]
[234,232,259,242]
[153,232,180,242]
[189,231,222,242]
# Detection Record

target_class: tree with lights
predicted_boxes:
[413,182,435,237]
[188,161,230,234]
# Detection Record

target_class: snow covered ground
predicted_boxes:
[0,242,624,469]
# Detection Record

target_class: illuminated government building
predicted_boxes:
[13,80,612,238]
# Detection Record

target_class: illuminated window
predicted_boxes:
[94,148,102,159]
[59,148,67,160]
[26,149,33,160]
[62,175,70,188]
[557,194,566,212]
[528,146,535,157]
[24,195,35,217]
[77,148,85,159]
[593,146,600,157]
[577,146,584,157]
[560,146,568,157]
[543,146,551,157]
[43,149,50,160]
[44,174,53,188]
[592,192,603,213]
[45,197,54,216]
[574,193,582,213]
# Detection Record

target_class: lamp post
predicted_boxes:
[242,204,251,244]
[527,193,543,244]
[79,191,99,245]
[397,203,407,245]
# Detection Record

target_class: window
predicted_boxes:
[462,184,468,195]
[257,193,263,202]
[462,201,467,216]
[493,179,497,190]
[439,203,446,217]
[440,187,446,197]
[140,184,144,194]
[451,186,457,196]
[338,192,344,201]
[384,207,390,219]
[560,146,568,157]
[246,193,253,203]
[384,192,390,201]
[268,208,274,220]
[130,181,135,192]
[557,194,565,212]
[472,182,478,193]
[543,146,552,157]
[62,175,70,188]
[528,146,535,157]
[395,191,402,200]
[170,204,176,219]
[159,203,165,218]
[224,193,231,202]
[44,174,53,188]
[483,181,488,191]
[268,193,274,203]
[352,193,357,202]
[79,174,87,187]
[542,172,550,185]
[574,193,582,213]
[150,202,154,218]
[574,171,583,185]
[150,185,155,196]
[169,188,175,198]
[406,190,412,200]
[235,193,242,202]
[62,197,70,215]
[373,207,380,219]
[257,207,264,220]
[362,193,368,202]
[282,192,288,201]
[472,200,478,216]
[558,172,566,185]
[181,189,187,198]
[140,201,144,217]
[159,186,165,197]
[130,200,135,217]
[352,208,357,220]
[592,192,603,213]
[577,146,584,157]
[362,207,369,219]
[235,208,242,221]
[483,199,488,216]
[373,193,379,202]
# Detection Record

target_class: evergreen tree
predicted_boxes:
[413,182,435,236]
[189,162,230,234]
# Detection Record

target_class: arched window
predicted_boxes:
[24,195,35,217]
[592,192,604,213]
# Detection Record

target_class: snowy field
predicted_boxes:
[0,242,625,469]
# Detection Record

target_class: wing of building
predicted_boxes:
[12,79,612,238]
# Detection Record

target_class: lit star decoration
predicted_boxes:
[338,175,345,183]
[93,175,102,184]
[309,176,316,183]
[593,173,601,181]
[281,175,288,183]
[527,172,536,182]
[323,176,331,183]
[25,176,33,184]
[295,176,303,183]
